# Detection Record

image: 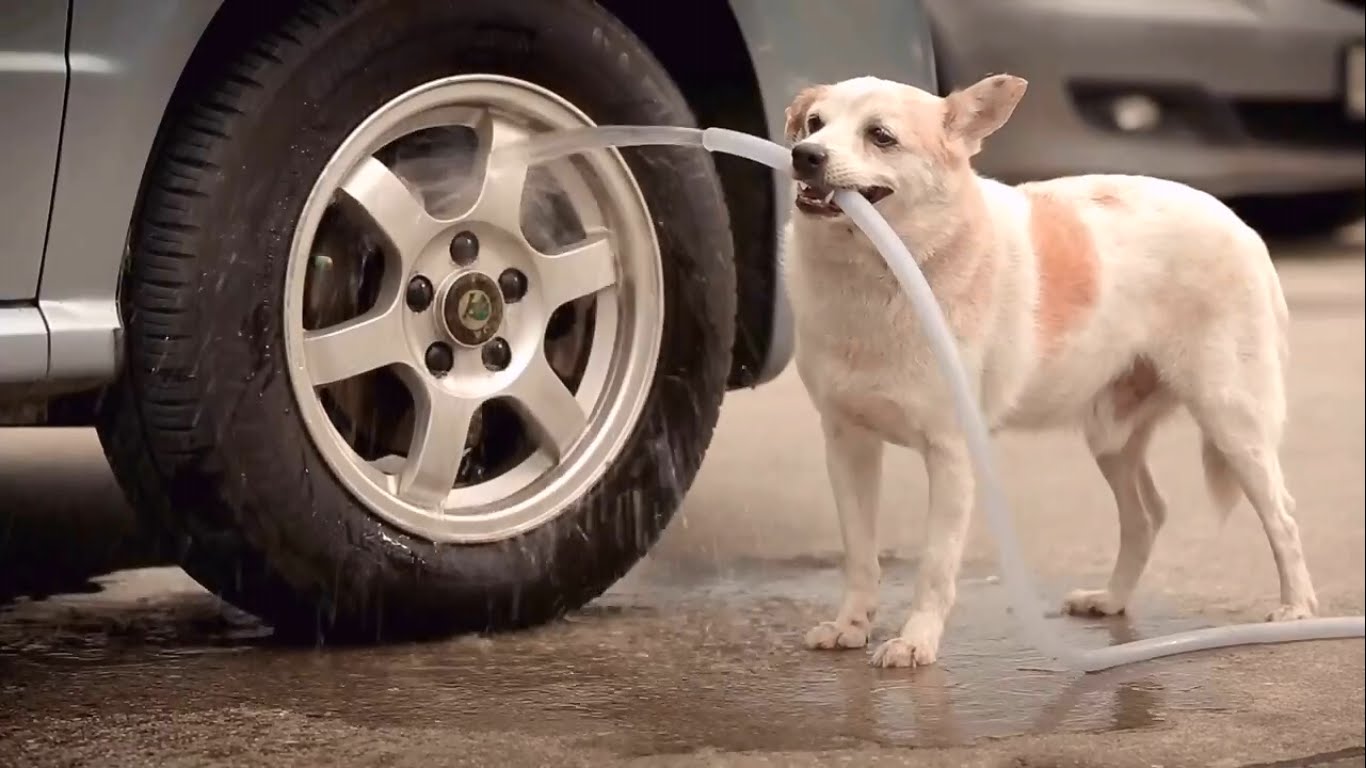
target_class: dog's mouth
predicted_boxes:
[795,183,893,217]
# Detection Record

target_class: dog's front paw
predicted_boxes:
[803,620,869,650]
[870,613,944,668]
[1063,589,1127,617]
[870,636,937,668]
[1266,602,1317,622]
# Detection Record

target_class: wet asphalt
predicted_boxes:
[1,243,1363,767]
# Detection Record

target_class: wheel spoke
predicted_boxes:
[374,105,486,149]
[507,354,587,462]
[397,382,480,509]
[338,156,443,263]
[464,113,530,232]
[301,303,406,386]
[537,230,618,309]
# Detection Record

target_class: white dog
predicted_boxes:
[780,74,1319,669]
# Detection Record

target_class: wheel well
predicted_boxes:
[152,0,776,392]
[598,0,776,389]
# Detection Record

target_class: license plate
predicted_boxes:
[1348,44,1365,120]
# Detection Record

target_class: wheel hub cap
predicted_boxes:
[442,271,504,347]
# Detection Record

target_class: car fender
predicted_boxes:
[724,0,938,384]
[39,0,224,380]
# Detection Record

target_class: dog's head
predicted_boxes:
[784,74,1027,219]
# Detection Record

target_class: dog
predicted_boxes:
[780,74,1319,668]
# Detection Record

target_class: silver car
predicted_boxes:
[926,0,1366,231]
[0,1,935,637]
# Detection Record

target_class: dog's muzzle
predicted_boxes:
[790,141,893,217]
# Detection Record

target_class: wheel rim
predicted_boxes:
[283,75,663,544]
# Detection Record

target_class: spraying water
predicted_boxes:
[494,125,1365,673]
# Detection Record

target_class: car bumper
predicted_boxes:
[928,0,1366,197]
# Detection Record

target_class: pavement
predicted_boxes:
[1,240,1363,767]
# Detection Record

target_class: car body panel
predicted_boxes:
[0,306,48,384]
[6,0,935,388]
[926,0,1366,197]
[0,0,68,302]
[0,0,69,382]
[38,0,220,380]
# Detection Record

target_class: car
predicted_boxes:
[0,1,937,639]
[923,0,1366,234]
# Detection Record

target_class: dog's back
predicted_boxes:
[997,173,1286,440]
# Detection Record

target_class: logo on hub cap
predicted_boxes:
[457,289,493,331]
[441,272,504,347]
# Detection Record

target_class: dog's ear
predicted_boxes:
[784,85,826,142]
[943,74,1027,154]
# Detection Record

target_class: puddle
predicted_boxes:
[0,564,1225,757]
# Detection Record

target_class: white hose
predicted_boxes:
[502,125,1366,672]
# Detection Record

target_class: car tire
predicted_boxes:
[97,0,735,640]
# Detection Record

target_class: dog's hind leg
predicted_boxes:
[1065,418,1167,616]
[805,416,884,651]
[1186,384,1318,621]
[1172,295,1318,621]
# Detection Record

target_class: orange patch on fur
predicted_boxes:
[1109,357,1161,421]
[784,85,826,141]
[1025,191,1098,354]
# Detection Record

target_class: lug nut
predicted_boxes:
[449,231,479,266]
[424,341,455,376]
[405,275,434,311]
[498,268,528,303]
[481,337,512,371]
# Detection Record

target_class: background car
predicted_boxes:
[0,0,937,638]
[924,0,1366,235]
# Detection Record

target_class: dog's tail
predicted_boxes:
[1201,439,1242,523]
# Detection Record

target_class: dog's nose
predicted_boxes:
[791,143,828,179]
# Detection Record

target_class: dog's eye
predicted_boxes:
[806,114,824,134]
[867,125,898,148]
